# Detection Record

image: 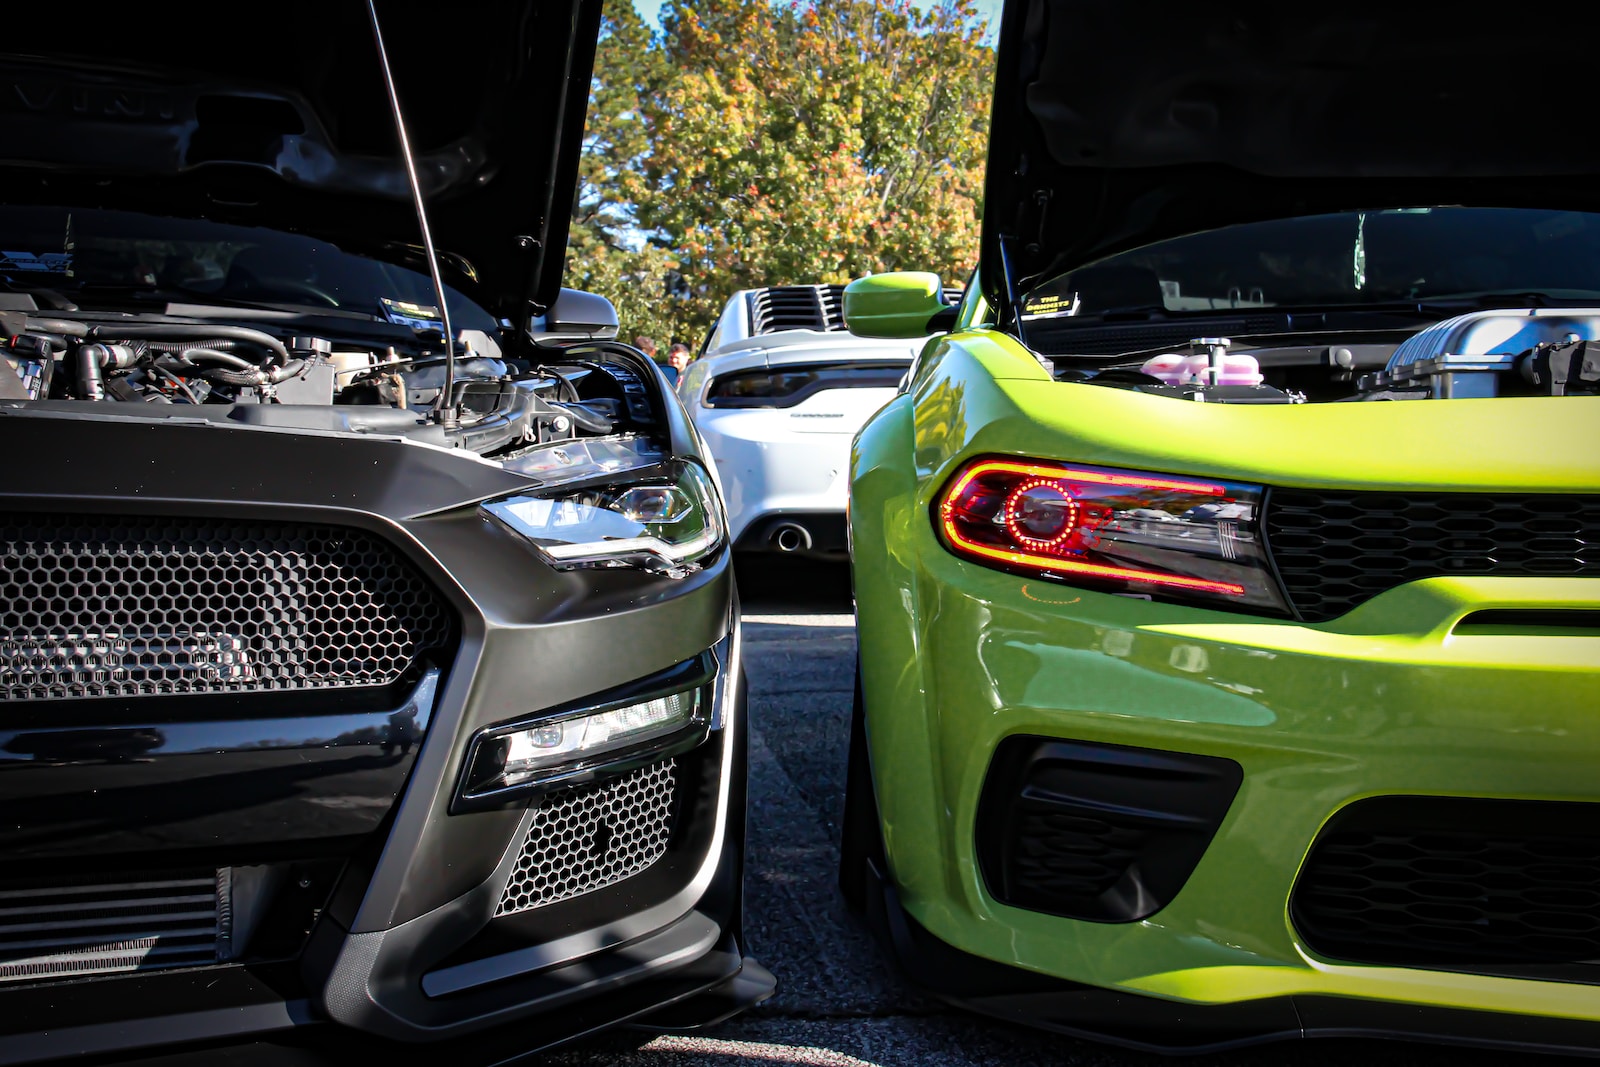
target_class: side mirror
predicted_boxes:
[529,288,620,341]
[842,271,948,339]
[657,363,680,386]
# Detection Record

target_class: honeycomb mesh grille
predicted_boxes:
[1292,797,1600,974]
[1265,490,1600,621]
[0,514,452,700]
[497,760,677,915]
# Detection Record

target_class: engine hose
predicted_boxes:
[164,347,258,371]
[199,359,306,387]
[27,317,90,338]
[198,367,260,387]
[89,323,289,362]
[147,338,266,360]
[549,400,614,434]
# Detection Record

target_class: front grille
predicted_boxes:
[0,871,222,983]
[496,760,678,915]
[976,738,1241,923]
[0,514,453,700]
[1265,490,1600,621]
[1292,797,1600,976]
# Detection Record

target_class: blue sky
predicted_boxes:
[631,0,1002,35]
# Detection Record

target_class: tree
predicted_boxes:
[567,0,995,348]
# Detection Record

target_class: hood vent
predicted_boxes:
[748,285,848,334]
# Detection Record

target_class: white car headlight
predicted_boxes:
[483,461,724,578]
[454,652,716,808]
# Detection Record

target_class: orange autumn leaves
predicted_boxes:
[566,0,994,346]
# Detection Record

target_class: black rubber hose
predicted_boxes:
[89,323,288,362]
[148,339,262,359]
[26,317,90,338]
[549,400,614,434]
[199,359,306,387]
[163,347,257,371]
[198,367,260,387]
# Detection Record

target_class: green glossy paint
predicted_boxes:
[842,271,949,339]
[848,315,1600,1020]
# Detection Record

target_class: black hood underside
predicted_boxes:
[985,0,1600,307]
[0,0,601,325]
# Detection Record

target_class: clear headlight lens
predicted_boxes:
[455,653,716,808]
[501,690,697,779]
[484,461,723,577]
[936,457,1289,614]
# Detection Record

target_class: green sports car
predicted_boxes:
[838,0,1600,1054]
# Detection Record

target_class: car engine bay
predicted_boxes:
[0,303,662,463]
[1043,306,1600,405]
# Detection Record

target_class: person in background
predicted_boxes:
[668,343,692,373]
[635,335,659,361]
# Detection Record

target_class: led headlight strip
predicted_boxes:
[453,652,717,811]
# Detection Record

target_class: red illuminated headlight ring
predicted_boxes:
[937,459,1247,598]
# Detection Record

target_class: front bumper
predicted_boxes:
[861,859,1600,1056]
[0,416,769,1063]
[858,529,1600,1046]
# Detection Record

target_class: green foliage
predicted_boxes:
[564,0,995,347]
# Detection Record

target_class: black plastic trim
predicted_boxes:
[976,736,1241,922]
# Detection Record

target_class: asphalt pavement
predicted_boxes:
[544,556,1589,1067]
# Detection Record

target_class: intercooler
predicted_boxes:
[0,868,259,984]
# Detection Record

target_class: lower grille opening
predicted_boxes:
[0,871,227,983]
[976,738,1242,923]
[1292,796,1600,979]
[496,759,678,916]
[0,862,339,984]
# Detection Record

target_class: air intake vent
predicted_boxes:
[976,738,1241,923]
[747,285,848,334]
[1292,796,1600,979]
[0,871,223,983]
[497,760,678,915]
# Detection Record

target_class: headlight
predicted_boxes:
[484,461,724,578]
[454,653,716,809]
[935,457,1289,614]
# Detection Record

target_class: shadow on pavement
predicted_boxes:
[734,555,854,616]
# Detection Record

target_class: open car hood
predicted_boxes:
[0,0,600,325]
[984,0,1600,310]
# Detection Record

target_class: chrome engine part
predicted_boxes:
[1359,307,1600,399]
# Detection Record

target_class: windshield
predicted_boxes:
[1025,208,1600,317]
[0,206,496,330]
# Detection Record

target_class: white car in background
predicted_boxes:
[678,283,957,559]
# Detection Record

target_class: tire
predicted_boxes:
[838,660,886,914]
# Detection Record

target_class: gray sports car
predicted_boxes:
[0,2,770,1061]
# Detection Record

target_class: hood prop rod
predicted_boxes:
[367,0,458,430]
